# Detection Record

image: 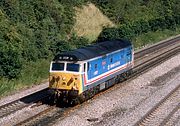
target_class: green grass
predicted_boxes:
[132,27,180,50]
[0,59,50,97]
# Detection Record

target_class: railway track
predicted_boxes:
[134,35,180,59]
[0,35,179,126]
[0,88,49,119]
[133,45,180,75]
[134,84,180,126]
[15,106,67,126]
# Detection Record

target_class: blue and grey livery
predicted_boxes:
[49,39,134,101]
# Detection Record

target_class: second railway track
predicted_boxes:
[134,84,180,126]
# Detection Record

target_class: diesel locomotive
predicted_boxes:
[49,39,134,104]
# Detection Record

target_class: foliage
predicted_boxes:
[0,59,50,97]
[0,0,88,79]
[91,0,180,24]
[96,0,180,42]
[132,26,180,49]
[98,14,180,41]
[50,33,89,55]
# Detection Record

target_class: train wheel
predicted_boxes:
[78,93,86,103]
[47,94,55,105]
[70,98,80,106]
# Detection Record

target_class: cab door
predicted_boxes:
[126,46,132,69]
[126,47,132,63]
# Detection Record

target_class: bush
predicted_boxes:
[0,0,89,79]
[51,33,89,55]
[98,15,180,41]
[0,43,22,79]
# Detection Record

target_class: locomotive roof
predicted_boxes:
[54,39,132,61]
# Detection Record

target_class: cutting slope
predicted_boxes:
[74,3,115,41]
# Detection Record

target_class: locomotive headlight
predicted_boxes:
[62,77,66,81]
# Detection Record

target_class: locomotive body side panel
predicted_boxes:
[83,45,133,91]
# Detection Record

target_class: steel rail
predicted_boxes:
[134,35,180,59]
[0,88,49,119]
[159,103,180,126]
[134,85,180,126]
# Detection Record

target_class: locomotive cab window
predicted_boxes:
[66,63,79,72]
[51,62,64,71]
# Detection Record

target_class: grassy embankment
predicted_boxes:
[132,27,180,50]
[0,2,179,97]
[74,3,180,49]
[0,59,50,97]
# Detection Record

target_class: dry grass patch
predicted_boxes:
[74,3,115,41]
